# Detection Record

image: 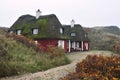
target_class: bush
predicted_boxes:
[112,43,120,53]
[0,34,70,78]
[6,34,41,52]
[61,55,120,80]
[0,44,7,57]
[46,46,65,58]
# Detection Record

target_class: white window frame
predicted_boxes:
[60,28,63,34]
[58,40,64,49]
[71,33,76,36]
[85,34,87,38]
[17,30,22,35]
[33,29,39,34]
[72,42,74,48]
[76,42,79,48]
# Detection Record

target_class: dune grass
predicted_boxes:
[0,34,70,78]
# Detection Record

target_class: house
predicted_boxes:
[63,24,90,52]
[9,9,90,52]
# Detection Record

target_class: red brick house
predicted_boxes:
[9,9,90,52]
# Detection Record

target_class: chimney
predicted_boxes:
[71,19,75,28]
[36,9,42,19]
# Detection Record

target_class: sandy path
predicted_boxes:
[1,50,114,80]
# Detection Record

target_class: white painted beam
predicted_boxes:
[68,40,71,52]
[81,41,84,51]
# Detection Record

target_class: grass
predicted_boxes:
[0,34,70,78]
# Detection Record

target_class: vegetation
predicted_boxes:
[61,55,120,80]
[1,25,120,79]
[6,34,41,52]
[0,33,70,78]
[84,26,120,53]
[112,43,120,53]
[0,27,8,34]
[36,18,48,26]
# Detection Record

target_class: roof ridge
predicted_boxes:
[19,14,56,19]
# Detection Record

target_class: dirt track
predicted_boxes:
[1,50,114,80]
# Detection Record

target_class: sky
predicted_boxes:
[1,0,120,28]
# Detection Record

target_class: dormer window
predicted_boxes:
[17,30,22,35]
[33,29,39,34]
[71,33,76,36]
[60,28,64,34]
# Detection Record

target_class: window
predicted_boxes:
[72,42,75,48]
[33,29,39,34]
[71,33,76,36]
[9,31,13,34]
[58,40,64,49]
[17,30,22,35]
[76,42,79,47]
[60,28,64,34]
[85,33,87,38]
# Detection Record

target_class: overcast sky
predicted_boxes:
[1,0,120,27]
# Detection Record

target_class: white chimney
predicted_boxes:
[36,9,42,19]
[71,19,75,28]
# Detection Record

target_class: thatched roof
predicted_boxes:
[9,14,89,41]
[63,24,89,41]
[9,14,69,40]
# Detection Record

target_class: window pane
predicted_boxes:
[17,30,22,35]
[33,29,38,34]
[60,28,63,34]
[71,33,76,36]
[77,42,79,47]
